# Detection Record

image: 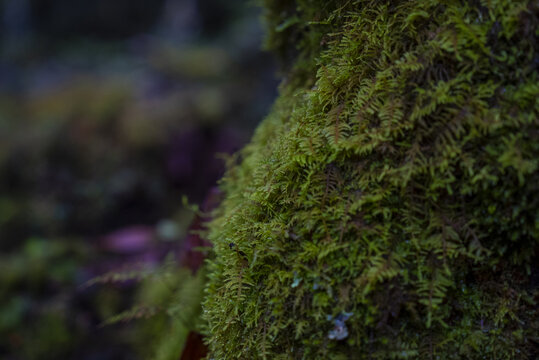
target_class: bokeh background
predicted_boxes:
[0,1,277,359]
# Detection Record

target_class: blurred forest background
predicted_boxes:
[0,0,277,359]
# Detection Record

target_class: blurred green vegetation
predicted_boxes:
[0,238,88,360]
[0,0,276,359]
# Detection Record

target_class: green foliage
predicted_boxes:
[130,261,207,360]
[93,254,207,360]
[203,0,539,358]
[0,238,88,360]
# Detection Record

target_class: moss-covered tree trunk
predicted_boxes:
[202,1,538,358]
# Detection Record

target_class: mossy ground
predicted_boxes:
[202,1,538,358]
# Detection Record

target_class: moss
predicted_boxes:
[203,0,539,358]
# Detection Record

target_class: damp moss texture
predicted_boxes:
[202,1,539,359]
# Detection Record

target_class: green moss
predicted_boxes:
[203,0,539,358]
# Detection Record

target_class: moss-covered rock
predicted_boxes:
[202,1,539,358]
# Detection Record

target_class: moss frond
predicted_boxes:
[203,1,539,358]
